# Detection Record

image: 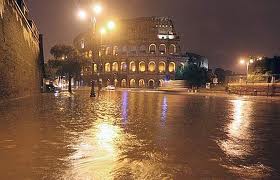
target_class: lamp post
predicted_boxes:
[77,4,102,97]
[239,58,254,78]
[77,4,116,97]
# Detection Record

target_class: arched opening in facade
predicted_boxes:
[106,47,112,55]
[149,44,156,53]
[159,79,164,87]
[89,50,93,58]
[169,62,176,73]
[93,64,97,72]
[105,63,111,72]
[148,79,155,88]
[158,61,166,73]
[121,79,127,87]
[139,45,146,54]
[139,79,145,88]
[130,61,136,72]
[130,79,136,88]
[114,79,118,87]
[148,61,156,72]
[159,44,166,54]
[113,46,118,55]
[121,62,127,72]
[169,44,176,54]
[139,61,146,72]
[112,62,118,72]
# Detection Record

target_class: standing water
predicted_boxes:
[0,91,279,179]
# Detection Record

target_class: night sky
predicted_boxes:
[27,0,280,72]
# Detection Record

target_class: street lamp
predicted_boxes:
[77,9,87,20]
[239,57,254,78]
[93,4,102,15]
[107,20,116,30]
[77,4,117,97]
[77,4,103,97]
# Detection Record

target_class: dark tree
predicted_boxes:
[176,64,208,88]
[50,44,76,60]
[214,68,226,84]
[48,44,82,93]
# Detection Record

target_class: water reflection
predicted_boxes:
[66,121,122,179]
[0,92,279,179]
[121,91,128,125]
[220,99,253,157]
[161,96,168,127]
[218,99,273,178]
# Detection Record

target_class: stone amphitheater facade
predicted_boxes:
[74,17,185,88]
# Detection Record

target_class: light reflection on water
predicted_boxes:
[220,99,253,157]
[121,91,128,125]
[0,91,279,179]
[217,99,274,178]
[161,96,168,127]
[66,122,122,179]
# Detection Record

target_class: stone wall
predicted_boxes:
[0,0,40,99]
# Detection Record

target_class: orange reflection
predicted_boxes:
[64,98,122,179]
[219,99,253,157]
[65,122,121,179]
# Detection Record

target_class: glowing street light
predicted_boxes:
[239,57,254,77]
[239,59,245,65]
[93,4,102,15]
[78,9,87,20]
[100,27,107,35]
[107,21,116,30]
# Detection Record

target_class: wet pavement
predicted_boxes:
[0,90,280,179]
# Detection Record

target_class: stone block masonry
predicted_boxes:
[0,0,41,99]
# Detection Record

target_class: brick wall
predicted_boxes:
[0,0,40,99]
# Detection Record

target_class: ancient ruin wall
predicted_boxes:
[0,0,40,99]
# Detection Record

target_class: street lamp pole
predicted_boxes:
[90,16,97,97]
[239,57,254,81]
[77,5,116,97]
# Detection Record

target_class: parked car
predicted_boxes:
[46,84,61,93]
[105,85,116,90]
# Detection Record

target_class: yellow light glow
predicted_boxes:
[93,4,102,15]
[78,9,87,20]
[100,27,107,34]
[107,21,116,30]
[239,59,245,65]
[249,59,254,64]
[257,57,263,60]
[218,99,253,157]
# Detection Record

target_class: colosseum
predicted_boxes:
[74,16,185,88]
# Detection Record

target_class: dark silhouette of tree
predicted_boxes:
[50,44,76,60]
[176,64,208,88]
[214,68,226,84]
[48,44,83,93]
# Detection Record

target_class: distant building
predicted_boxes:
[74,17,185,88]
[183,52,209,70]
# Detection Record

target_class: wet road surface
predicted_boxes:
[0,90,280,179]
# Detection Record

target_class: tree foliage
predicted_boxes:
[47,44,85,92]
[50,44,76,59]
[176,64,208,87]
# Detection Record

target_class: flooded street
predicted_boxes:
[0,90,280,179]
